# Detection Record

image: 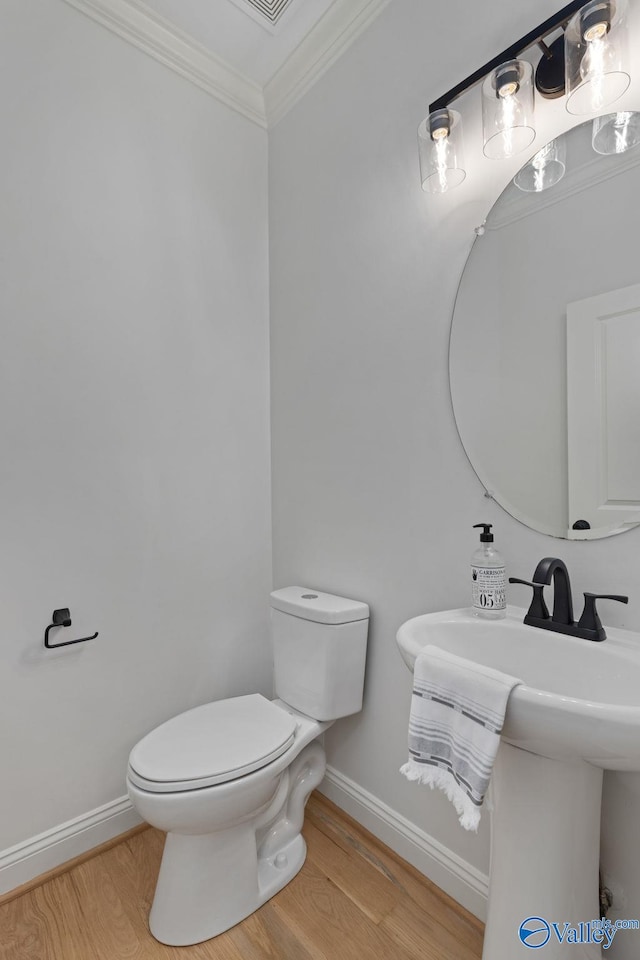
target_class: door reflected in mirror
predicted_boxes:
[450,115,640,539]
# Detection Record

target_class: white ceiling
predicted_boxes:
[138,0,338,86]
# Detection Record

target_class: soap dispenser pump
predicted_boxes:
[471,523,506,620]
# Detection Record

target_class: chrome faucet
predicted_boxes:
[509,557,628,642]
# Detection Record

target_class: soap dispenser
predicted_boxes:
[471,523,506,620]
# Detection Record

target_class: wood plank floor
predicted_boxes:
[0,793,484,960]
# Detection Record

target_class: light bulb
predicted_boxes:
[584,20,608,41]
[531,144,552,192]
[580,34,617,81]
[580,35,622,110]
[609,111,633,151]
[495,64,521,99]
[434,137,451,192]
[496,93,525,158]
[428,109,454,192]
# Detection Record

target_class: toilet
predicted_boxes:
[126,587,369,946]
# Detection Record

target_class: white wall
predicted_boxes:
[0,0,271,856]
[269,0,640,944]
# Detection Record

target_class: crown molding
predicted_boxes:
[62,0,267,128]
[62,0,392,130]
[264,0,392,126]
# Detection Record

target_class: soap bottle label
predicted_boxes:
[472,566,506,612]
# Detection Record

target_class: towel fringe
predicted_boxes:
[400,760,481,832]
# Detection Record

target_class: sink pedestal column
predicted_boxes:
[483,742,603,960]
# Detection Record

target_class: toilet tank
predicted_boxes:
[270,587,369,722]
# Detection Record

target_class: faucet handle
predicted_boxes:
[577,593,629,642]
[508,578,549,621]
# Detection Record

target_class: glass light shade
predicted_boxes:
[592,110,640,154]
[482,60,535,160]
[513,138,567,192]
[418,109,466,194]
[565,0,630,115]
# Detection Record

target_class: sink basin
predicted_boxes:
[397,605,640,770]
[396,606,640,960]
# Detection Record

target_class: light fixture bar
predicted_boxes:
[429,0,586,112]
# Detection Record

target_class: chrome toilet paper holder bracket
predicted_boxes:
[44,608,99,649]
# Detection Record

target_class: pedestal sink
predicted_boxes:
[396,606,640,960]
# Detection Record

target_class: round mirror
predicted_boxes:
[450,115,640,539]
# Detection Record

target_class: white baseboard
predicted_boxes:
[0,797,142,896]
[0,770,489,913]
[320,765,488,921]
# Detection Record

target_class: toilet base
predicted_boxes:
[147,741,325,946]
[258,832,307,905]
[149,830,307,946]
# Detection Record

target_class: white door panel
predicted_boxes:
[567,283,640,539]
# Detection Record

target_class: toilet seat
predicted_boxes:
[127,694,297,793]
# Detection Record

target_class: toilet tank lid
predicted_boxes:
[270,587,369,625]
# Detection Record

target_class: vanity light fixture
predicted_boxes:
[417,0,632,193]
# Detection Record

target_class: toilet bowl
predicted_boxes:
[126,587,369,946]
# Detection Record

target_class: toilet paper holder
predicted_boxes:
[44,608,99,649]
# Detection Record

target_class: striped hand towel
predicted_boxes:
[400,644,520,831]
